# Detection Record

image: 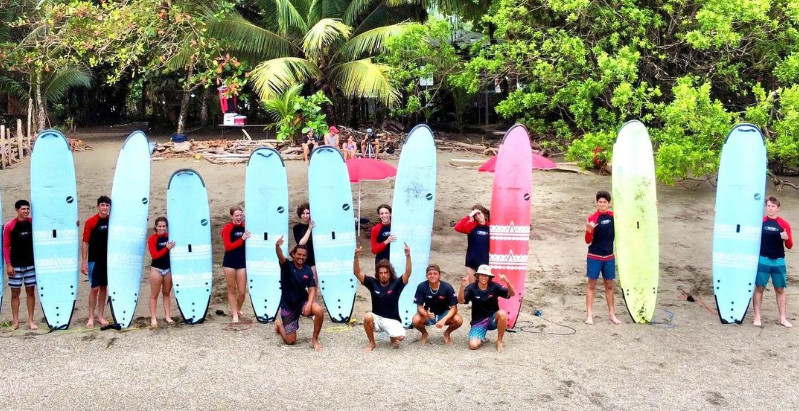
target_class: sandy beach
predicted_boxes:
[1,125,797,410]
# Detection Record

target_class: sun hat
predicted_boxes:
[476,264,494,277]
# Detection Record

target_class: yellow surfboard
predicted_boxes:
[612,120,659,323]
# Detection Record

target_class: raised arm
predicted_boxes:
[458,276,468,304]
[275,236,286,265]
[297,220,314,246]
[401,243,412,284]
[353,247,366,284]
[499,274,516,298]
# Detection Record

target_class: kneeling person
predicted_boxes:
[412,264,462,345]
[354,243,411,351]
[274,236,324,349]
[458,264,515,352]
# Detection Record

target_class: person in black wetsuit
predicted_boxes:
[292,203,316,279]
[3,200,38,330]
[82,196,111,328]
[454,204,490,284]
[222,205,251,324]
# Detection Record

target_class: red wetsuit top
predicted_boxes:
[585,211,614,261]
[148,232,170,270]
[3,217,34,267]
[221,222,246,268]
[370,222,391,264]
[760,217,793,259]
[454,215,490,269]
[83,214,109,263]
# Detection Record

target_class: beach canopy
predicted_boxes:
[478,152,557,172]
[346,158,397,235]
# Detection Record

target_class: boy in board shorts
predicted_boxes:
[3,200,38,330]
[753,196,793,328]
[81,196,111,328]
[584,190,621,325]
[458,264,515,352]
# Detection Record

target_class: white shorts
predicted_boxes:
[372,313,406,338]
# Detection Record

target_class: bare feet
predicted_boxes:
[496,341,505,352]
[11,321,19,330]
[98,317,110,327]
[443,331,452,345]
[363,342,376,352]
[584,316,594,325]
[753,317,762,327]
[86,319,94,328]
[150,318,158,327]
[780,319,793,328]
[165,317,174,324]
[610,315,621,325]
[28,322,38,330]
[232,317,240,324]
[390,338,400,349]
[312,339,323,350]
[419,333,428,345]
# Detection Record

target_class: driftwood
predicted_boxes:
[153,138,285,164]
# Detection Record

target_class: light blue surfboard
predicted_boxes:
[308,146,357,323]
[245,147,288,323]
[391,124,437,328]
[167,169,212,324]
[31,130,80,330]
[712,124,767,324]
[107,131,151,328]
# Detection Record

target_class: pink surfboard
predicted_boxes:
[490,124,532,328]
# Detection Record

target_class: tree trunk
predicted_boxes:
[176,66,194,135]
[35,71,46,133]
[199,86,209,127]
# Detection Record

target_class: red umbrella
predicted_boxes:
[478,151,557,172]
[346,158,397,235]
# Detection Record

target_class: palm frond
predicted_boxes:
[330,58,399,106]
[0,74,28,101]
[340,23,408,61]
[302,18,351,62]
[276,0,309,35]
[165,48,194,72]
[41,66,91,102]
[210,12,295,60]
[251,57,320,100]
[342,0,378,25]
[262,83,304,121]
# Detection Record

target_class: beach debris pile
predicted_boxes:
[151,139,296,164]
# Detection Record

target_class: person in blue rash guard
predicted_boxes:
[274,236,325,350]
[458,264,515,352]
[584,190,621,326]
[753,196,794,328]
[411,263,462,345]
[354,243,412,352]
[454,204,490,284]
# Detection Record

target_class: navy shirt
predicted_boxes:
[586,211,614,259]
[414,281,457,315]
[279,260,316,310]
[760,217,793,259]
[362,276,406,321]
[466,224,490,268]
[463,281,510,325]
[292,223,316,266]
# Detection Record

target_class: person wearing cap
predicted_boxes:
[302,127,320,163]
[458,264,515,352]
[361,128,380,159]
[412,263,462,345]
[353,243,412,352]
[324,125,340,148]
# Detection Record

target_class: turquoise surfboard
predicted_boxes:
[167,169,212,324]
[107,131,151,328]
[391,124,437,328]
[712,124,767,324]
[612,120,659,324]
[245,147,288,323]
[308,146,357,323]
[31,130,80,330]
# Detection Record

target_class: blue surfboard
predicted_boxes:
[308,146,357,323]
[245,147,288,323]
[167,169,212,324]
[30,130,80,330]
[712,124,767,324]
[391,124,437,328]
[107,131,151,328]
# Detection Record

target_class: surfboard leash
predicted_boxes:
[648,309,675,328]
[511,312,577,336]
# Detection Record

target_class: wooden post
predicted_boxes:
[16,119,24,160]
[0,125,6,169]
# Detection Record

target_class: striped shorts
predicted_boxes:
[8,265,36,288]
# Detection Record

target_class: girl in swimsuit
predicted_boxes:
[147,217,175,327]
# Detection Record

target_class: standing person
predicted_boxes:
[147,217,175,327]
[584,190,621,325]
[324,125,340,148]
[222,205,250,324]
[292,203,316,278]
[753,196,793,328]
[302,128,320,163]
[454,205,490,284]
[458,265,515,352]
[342,135,358,160]
[274,236,324,349]
[370,204,395,267]
[3,200,38,330]
[354,243,412,352]
[81,196,111,328]
[411,264,462,345]
[360,128,380,159]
